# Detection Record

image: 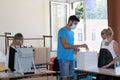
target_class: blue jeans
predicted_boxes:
[58,60,74,78]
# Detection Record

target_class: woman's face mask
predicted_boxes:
[103,39,108,42]
[16,40,22,45]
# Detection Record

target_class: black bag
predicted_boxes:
[98,48,114,69]
[97,48,115,80]
[53,57,59,71]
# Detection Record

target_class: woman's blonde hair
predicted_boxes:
[101,29,107,35]
[106,27,114,37]
[11,33,23,46]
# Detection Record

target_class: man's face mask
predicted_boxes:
[70,24,76,30]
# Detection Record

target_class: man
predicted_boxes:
[57,15,88,80]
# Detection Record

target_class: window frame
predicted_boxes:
[49,1,70,52]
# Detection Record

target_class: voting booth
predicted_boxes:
[14,47,36,74]
[77,51,98,69]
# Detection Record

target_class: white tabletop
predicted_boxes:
[74,67,120,77]
[0,69,55,79]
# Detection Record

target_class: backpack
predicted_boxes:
[53,57,59,71]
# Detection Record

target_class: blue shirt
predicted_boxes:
[57,26,74,60]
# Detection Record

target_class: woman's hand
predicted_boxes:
[7,68,12,73]
[101,65,109,69]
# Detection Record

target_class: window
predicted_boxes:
[91,28,96,41]
[73,0,108,51]
[50,1,69,51]
[50,0,108,52]
[78,28,83,41]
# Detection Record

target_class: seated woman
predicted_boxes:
[8,33,24,72]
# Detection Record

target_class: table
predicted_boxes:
[0,69,56,80]
[74,67,120,79]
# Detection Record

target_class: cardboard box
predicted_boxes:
[34,47,50,64]
[0,62,5,71]
[77,51,98,69]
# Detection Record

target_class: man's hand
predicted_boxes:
[75,44,89,50]
[74,48,80,52]
[82,44,89,49]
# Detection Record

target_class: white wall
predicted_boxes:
[50,0,79,3]
[0,0,50,52]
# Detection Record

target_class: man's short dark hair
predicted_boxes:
[68,15,80,22]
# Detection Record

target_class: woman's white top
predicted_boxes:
[101,40,116,58]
